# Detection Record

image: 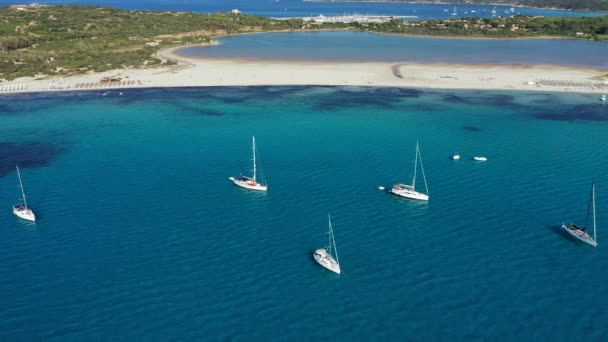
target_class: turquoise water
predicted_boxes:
[1,87,608,340]
[178,31,608,69]
[6,0,606,19]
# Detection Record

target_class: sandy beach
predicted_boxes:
[1,45,607,95]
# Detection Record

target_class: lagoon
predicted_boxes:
[178,31,608,69]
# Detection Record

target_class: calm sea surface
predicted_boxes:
[1,86,607,340]
[178,31,608,69]
[0,0,605,19]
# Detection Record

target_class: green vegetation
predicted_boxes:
[1,5,607,80]
[0,5,313,80]
[359,15,608,39]
[311,0,608,12]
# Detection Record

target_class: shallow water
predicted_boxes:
[178,31,608,69]
[1,86,607,340]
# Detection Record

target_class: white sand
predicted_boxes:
[1,45,607,95]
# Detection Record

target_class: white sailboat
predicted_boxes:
[391,141,429,201]
[451,6,457,16]
[12,165,36,222]
[229,136,268,191]
[562,180,598,247]
[314,214,341,274]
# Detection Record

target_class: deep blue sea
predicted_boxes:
[1,86,608,340]
[178,31,608,69]
[0,0,605,19]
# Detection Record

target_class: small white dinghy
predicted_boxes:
[229,136,268,191]
[452,154,461,160]
[314,214,341,274]
[601,95,606,102]
[391,141,429,201]
[12,165,36,222]
[473,156,487,162]
[562,180,598,247]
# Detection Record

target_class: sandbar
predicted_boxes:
[1,45,607,95]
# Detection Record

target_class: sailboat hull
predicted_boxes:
[392,142,429,202]
[562,223,597,247]
[13,205,36,222]
[229,177,268,191]
[390,186,429,201]
[314,249,341,274]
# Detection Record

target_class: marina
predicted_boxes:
[275,14,417,23]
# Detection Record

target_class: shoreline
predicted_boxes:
[1,44,607,96]
[190,28,591,44]
[170,44,606,71]
[301,0,608,13]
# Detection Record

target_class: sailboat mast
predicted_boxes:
[16,165,28,208]
[328,214,332,255]
[412,141,418,190]
[328,214,339,264]
[252,136,257,183]
[418,145,429,196]
[593,181,597,243]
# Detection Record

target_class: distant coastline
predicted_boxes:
[1,6,607,96]
[302,0,608,13]
[2,5,607,82]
